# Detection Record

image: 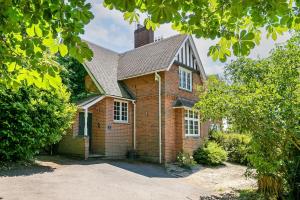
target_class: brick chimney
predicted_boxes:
[134,24,154,48]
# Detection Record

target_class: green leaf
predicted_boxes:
[34,24,43,37]
[26,25,35,37]
[59,44,68,56]
[272,31,277,40]
[123,11,139,24]
[7,62,16,72]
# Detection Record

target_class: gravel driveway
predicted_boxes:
[0,156,255,200]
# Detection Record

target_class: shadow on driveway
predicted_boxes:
[0,164,55,177]
[36,155,174,178]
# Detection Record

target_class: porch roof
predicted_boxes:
[77,95,104,109]
[173,98,197,108]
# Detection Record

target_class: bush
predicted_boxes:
[176,151,197,169]
[211,131,251,165]
[0,85,76,161]
[193,141,227,166]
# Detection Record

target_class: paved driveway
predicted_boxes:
[0,156,255,200]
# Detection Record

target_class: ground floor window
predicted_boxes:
[184,109,200,136]
[114,100,128,123]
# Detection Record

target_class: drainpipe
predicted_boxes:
[133,101,136,150]
[155,72,162,164]
[84,108,88,136]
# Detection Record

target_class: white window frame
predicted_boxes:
[184,109,200,137]
[113,100,128,123]
[179,66,192,92]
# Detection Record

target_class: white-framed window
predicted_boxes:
[114,100,128,123]
[179,67,192,91]
[184,109,200,136]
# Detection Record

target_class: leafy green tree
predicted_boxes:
[0,0,93,90]
[195,35,300,198]
[58,56,99,102]
[104,0,299,61]
[0,83,76,161]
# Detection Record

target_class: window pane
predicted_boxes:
[179,70,183,88]
[114,101,121,121]
[185,120,189,135]
[121,102,128,121]
[195,112,198,119]
[194,121,198,135]
[189,120,193,135]
[182,71,186,88]
[187,73,191,90]
[185,110,188,118]
[189,110,193,118]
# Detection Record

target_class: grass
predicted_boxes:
[237,189,265,200]
[200,189,265,200]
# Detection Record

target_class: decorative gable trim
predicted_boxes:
[168,35,206,81]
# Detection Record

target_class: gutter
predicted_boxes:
[155,72,162,164]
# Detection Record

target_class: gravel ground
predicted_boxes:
[0,156,256,200]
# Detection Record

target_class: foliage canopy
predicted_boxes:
[104,0,300,61]
[0,0,94,90]
[0,83,76,161]
[195,35,300,198]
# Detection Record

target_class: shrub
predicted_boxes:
[0,85,76,161]
[211,131,251,165]
[193,141,227,166]
[176,151,197,169]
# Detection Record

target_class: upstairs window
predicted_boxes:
[179,67,192,91]
[114,100,128,123]
[184,110,200,136]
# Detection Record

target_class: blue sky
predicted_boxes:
[82,0,291,75]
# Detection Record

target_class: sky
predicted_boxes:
[82,0,291,75]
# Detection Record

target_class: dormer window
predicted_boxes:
[179,67,192,91]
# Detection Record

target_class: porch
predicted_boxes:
[58,95,134,160]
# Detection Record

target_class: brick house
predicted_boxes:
[58,25,209,163]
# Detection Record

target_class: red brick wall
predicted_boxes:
[88,97,133,158]
[123,64,209,163]
[123,74,160,162]
[163,64,209,162]
[103,97,133,158]
[89,100,106,155]
[60,97,133,158]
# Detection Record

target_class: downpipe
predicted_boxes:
[155,72,162,164]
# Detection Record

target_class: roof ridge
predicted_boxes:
[120,34,187,56]
[83,39,120,55]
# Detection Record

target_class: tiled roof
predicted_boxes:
[118,34,187,80]
[84,34,188,99]
[84,42,132,99]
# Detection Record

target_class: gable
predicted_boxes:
[84,41,132,99]
[171,36,206,81]
[174,38,200,72]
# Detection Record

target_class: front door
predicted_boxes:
[87,113,92,152]
[79,112,93,152]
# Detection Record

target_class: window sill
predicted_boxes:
[179,87,193,93]
[113,121,130,124]
[184,135,200,139]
